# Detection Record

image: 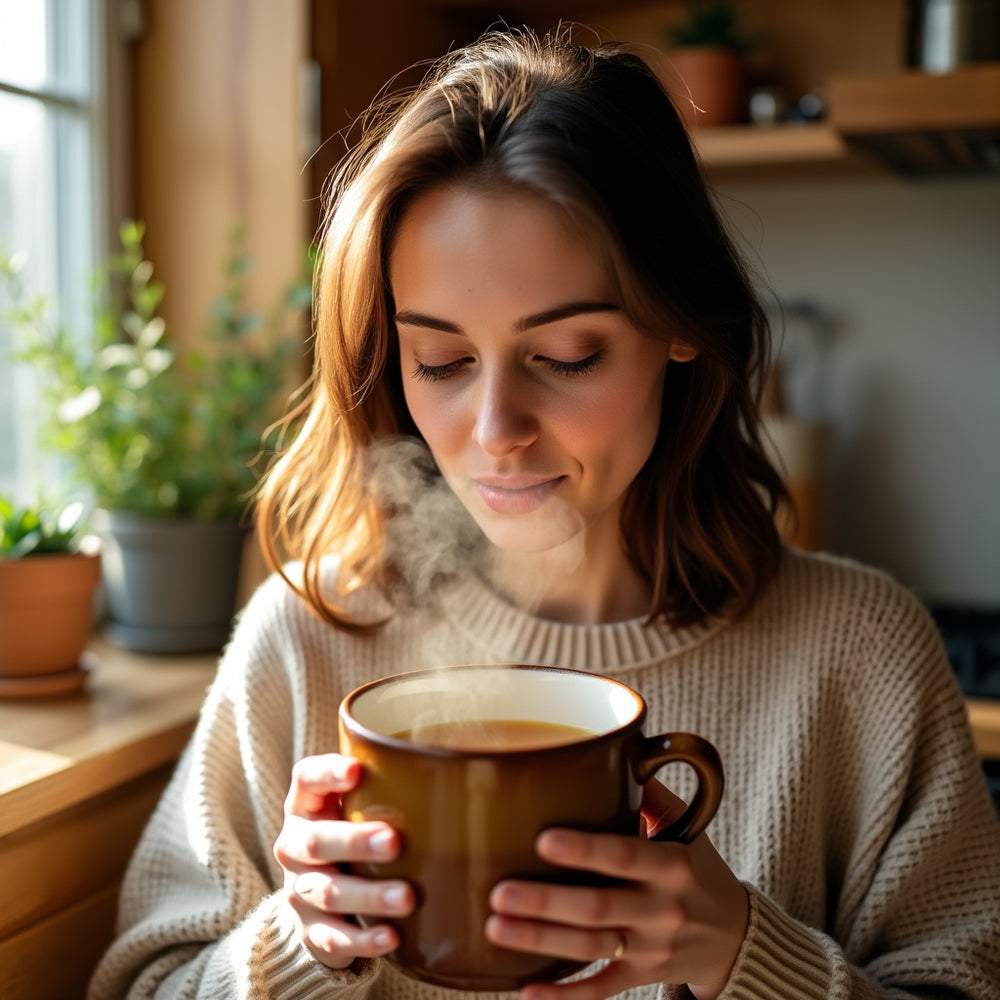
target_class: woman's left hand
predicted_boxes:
[485,780,749,1000]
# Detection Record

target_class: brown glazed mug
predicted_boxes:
[339,664,723,991]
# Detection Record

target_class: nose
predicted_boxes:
[472,368,538,457]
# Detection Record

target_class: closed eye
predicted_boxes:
[540,351,603,376]
[411,350,604,382]
[411,358,471,382]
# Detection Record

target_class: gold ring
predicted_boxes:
[612,932,626,961]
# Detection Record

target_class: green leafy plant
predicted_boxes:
[0,496,87,557]
[2,221,308,520]
[667,2,743,49]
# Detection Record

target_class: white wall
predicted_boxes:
[715,175,1000,605]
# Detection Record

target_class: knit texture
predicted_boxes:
[87,549,1000,999]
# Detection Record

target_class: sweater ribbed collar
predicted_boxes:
[437,571,726,675]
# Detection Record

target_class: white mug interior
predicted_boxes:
[347,665,643,743]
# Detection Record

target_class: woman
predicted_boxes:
[89,28,1000,1000]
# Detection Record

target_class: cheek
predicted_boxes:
[577,377,664,453]
[402,384,461,456]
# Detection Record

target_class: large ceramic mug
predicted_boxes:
[339,664,723,991]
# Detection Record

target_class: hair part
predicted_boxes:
[254,25,787,630]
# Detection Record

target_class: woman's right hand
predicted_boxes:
[273,753,416,970]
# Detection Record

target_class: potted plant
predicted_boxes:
[663,1,747,129]
[2,223,308,653]
[0,497,101,696]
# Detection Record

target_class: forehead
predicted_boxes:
[388,182,615,306]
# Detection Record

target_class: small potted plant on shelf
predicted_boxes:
[663,1,747,129]
[0,497,101,697]
[2,223,309,653]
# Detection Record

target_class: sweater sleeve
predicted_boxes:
[712,574,1000,1000]
[86,578,382,1000]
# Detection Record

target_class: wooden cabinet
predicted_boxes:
[0,642,216,1000]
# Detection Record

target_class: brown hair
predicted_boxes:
[254,27,787,629]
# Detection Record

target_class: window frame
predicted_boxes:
[0,0,136,500]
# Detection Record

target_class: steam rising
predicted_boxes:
[361,438,604,734]
[365,436,589,618]
[365,437,487,605]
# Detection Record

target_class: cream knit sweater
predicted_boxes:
[88,549,1000,1000]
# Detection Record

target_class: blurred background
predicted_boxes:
[1,7,998,991]
[1,0,998,613]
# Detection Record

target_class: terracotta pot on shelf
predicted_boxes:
[665,46,744,129]
[0,552,101,697]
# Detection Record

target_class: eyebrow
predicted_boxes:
[393,300,620,335]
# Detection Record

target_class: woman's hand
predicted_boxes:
[485,779,748,1000]
[273,753,416,970]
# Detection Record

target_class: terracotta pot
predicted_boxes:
[665,46,744,129]
[0,552,101,691]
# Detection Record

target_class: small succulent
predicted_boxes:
[0,496,88,557]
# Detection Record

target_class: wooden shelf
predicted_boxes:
[693,122,851,169]
[695,64,1000,175]
[828,63,1000,175]
[829,63,1000,134]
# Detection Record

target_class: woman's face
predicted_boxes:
[388,182,695,560]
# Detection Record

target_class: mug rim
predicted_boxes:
[339,663,647,759]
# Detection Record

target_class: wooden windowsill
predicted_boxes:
[0,638,217,839]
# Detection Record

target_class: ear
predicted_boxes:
[669,339,699,363]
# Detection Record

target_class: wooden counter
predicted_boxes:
[1,642,998,1000]
[968,698,1000,761]
[0,639,217,1000]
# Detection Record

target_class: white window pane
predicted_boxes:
[0,0,96,501]
[0,0,90,96]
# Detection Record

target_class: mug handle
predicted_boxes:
[634,732,724,844]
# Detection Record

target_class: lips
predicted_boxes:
[474,476,565,515]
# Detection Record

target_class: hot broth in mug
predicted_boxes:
[392,718,593,751]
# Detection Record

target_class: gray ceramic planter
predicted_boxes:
[93,510,246,653]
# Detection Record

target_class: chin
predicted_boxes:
[472,512,584,556]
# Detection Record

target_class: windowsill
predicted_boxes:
[0,637,217,838]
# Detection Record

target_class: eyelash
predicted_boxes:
[412,351,604,383]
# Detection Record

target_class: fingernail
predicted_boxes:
[382,885,408,910]
[487,916,517,944]
[372,928,394,949]
[494,883,523,909]
[538,829,569,856]
[332,757,355,779]
[294,872,319,895]
[368,828,395,857]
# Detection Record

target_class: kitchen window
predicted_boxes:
[0,0,133,500]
